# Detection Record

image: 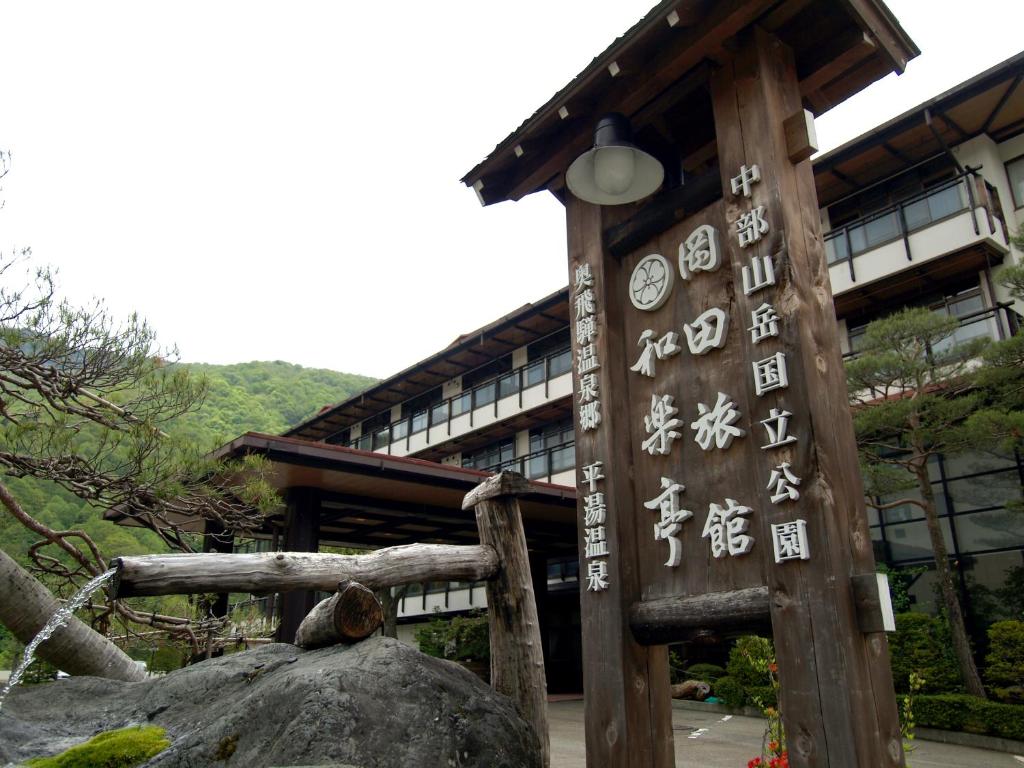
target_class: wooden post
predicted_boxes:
[294,580,384,649]
[202,519,234,620]
[567,196,675,768]
[277,487,321,643]
[707,28,904,766]
[463,472,550,768]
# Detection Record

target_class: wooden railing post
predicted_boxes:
[463,471,549,768]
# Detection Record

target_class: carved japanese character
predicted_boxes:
[772,519,810,563]
[730,163,761,198]
[576,315,598,346]
[736,206,769,248]
[584,525,609,559]
[574,262,594,293]
[579,372,600,403]
[752,352,788,396]
[683,307,729,355]
[583,491,606,526]
[767,461,801,504]
[581,461,604,494]
[577,343,600,375]
[586,559,609,591]
[643,477,692,568]
[579,400,602,432]
[642,393,683,456]
[748,302,780,344]
[742,255,776,295]
[760,408,797,450]
[678,224,721,280]
[575,288,596,320]
[629,329,681,378]
[691,392,745,451]
[702,499,754,558]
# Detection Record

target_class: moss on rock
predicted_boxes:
[26,725,170,768]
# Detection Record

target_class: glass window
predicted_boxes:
[356,434,372,451]
[849,211,900,255]
[547,348,572,379]
[524,360,545,388]
[410,410,427,434]
[884,518,954,563]
[498,372,519,399]
[1007,156,1024,208]
[941,451,1017,480]
[474,381,496,408]
[946,469,1021,513]
[953,509,1024,553]
[451,392,471,417]
[878,487,949,522]
[391,419,408,441]
[824,231,849,264]
[550,443,575,474]
[373,428,390,450]
[429,402,448,426]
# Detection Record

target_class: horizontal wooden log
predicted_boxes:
[110,543,499,598]
[629,586,770,646]
[294,580,383,649]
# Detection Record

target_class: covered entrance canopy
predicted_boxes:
[211,432,577,554]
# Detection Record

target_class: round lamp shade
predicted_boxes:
[566,114,664,205]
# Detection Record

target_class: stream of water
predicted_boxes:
[0,568,117,712]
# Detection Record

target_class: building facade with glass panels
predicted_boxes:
[275,53,1024,654]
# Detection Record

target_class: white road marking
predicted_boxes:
[720,715,733,722]
[687,728,710,740]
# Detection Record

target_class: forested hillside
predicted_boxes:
[1,361,376,567]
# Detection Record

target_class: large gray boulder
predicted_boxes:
[0,636,541,767]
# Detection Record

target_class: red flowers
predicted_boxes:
[747,751,789,768]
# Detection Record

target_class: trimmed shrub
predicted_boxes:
[684,663,726,684]
[914,694,1024,741]
[986,620,1024,701]
[888,612,962,694]
[713,675,746,709]
[26,725,170,768]
[727,636,773,689]
[414,611,489,663]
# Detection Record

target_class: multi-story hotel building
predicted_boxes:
[195,51,1023,690]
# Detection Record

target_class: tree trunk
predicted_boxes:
[376,584,409,640]
[0,548,145,682]
[913,459,987,698]
[294,580,383,649]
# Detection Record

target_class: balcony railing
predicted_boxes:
[823,171,1007,283]
[347,346,573,453]
[478,441,576,484]
[843,302,1019,361]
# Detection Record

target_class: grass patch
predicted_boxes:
[27,725,170,768]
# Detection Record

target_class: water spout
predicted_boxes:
[0,568,118,711]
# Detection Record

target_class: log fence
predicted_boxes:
[110,471,550,767]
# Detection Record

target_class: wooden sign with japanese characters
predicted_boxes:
[567,28,904,768]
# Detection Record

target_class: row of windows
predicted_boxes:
[343,345,573,452]
[824,175,969,265]
[869,451,1024,564]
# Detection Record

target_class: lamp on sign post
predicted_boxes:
[566,113,664,205]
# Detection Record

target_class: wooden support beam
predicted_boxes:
[629,587,770,645]
[294,580,384,649]
[110,543,500,597]
[783,109,818,164]
[466,471,550,768]
[278,487,321,643]
[799,31,876,95]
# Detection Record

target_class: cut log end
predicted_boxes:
[294,580,384,650]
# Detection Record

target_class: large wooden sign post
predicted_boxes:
[568,29,905,767]
[463,3,918,767]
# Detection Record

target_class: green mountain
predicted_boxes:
[0,360,376,567]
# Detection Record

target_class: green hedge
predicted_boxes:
[684,663,726,683]
[915,694,1024,741]
[888,612,962,694]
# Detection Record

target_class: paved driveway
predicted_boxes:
[548,699,1024,768]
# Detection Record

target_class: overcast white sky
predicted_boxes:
[2,2,1020,379]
